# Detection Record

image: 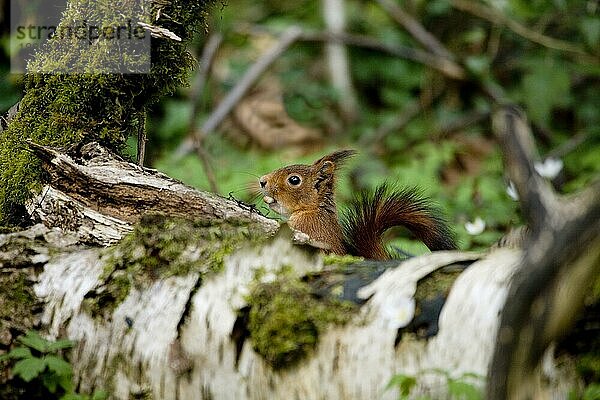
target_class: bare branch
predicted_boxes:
[376,0,454,60]
[436,109,490,137]
[186,33,223,192]
[194,136,220,193]
[488,106,600,399]
[297,29,466,80]
[546,132,589,159]
[492,106,557,234]
[451,0,597,63]
[137,112,147,166]
[187,33,223,137]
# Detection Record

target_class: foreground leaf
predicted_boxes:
[12,357,46,382]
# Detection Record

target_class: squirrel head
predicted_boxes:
[259,150,356,217]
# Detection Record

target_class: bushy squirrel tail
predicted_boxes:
[341,184,457,259]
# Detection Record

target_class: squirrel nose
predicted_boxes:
[259,176,267,188]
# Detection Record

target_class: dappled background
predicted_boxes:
[1,0,598,252]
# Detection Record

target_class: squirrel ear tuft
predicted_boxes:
[318,160,336,177]
[313,150,357,168]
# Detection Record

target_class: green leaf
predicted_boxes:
[47,339,75,352]
[19,331,50,353]
[45,355,73,377]
[60,394,86,400]
[57,371,74,392]
[12,357,47,382]
[42,372,58,393]
[4,347,32,360]
[448,379,483,400]
[92,390,109,400]
[583,383,600,400]
[386,374,417,396]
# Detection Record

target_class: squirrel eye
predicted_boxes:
[287,175,301,186]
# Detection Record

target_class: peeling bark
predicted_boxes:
[25,141,278,245]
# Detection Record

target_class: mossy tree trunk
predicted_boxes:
[0,0,214,226]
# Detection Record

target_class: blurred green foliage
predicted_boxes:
[1,0,598,250]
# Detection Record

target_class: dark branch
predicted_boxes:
[488,106,600,399]
[492,106,556,234]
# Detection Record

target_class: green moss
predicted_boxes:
[414,268,462,304]
[323,253,364,266]
[0,0,214,226]
[246,268,357,369]
[83,214,262,319]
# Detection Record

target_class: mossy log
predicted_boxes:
[0,142,588,399]
[1,225,582,399]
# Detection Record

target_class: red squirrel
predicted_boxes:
[259,150,456,260]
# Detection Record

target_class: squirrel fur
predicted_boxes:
[259,150,456,259]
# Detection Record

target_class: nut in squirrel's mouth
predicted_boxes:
[262,195,289,217]
[263,195,276,205]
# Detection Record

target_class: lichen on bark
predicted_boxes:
[0,0,214,226]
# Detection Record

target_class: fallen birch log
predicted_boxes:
[1,108,597,399]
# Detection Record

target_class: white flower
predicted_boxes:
[381,296,416,329]
[465,217,486,235]
[534,158,563,179]
[506,181,519,201]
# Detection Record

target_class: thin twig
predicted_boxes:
[492,106,556,233]
[298,30,466,80]
[194,136,219,193]
[187,33,223,139]
[364,102,421,147]
[361,83,444,147]
[436,109,490,137]
[185,33,223,191]
[234,25,466,80]
[545,132,589,159]
[137,112,147,166]
[451,0,596,63]
[376,0,454,60]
